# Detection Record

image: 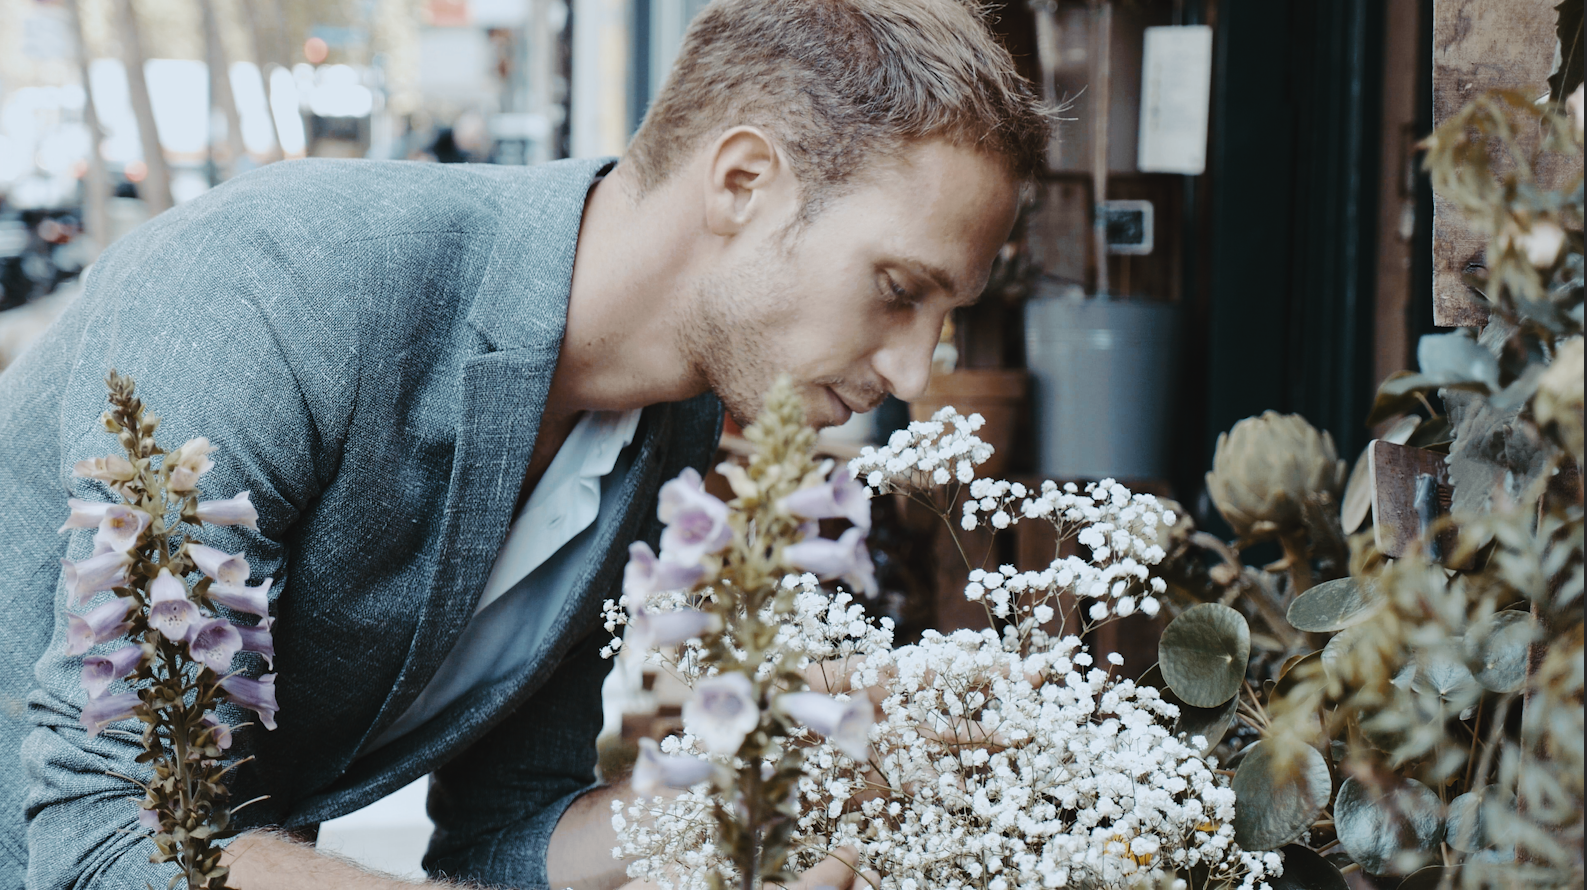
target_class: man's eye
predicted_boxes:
[882,276,917,305]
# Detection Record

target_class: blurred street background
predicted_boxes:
[0,0,706,324]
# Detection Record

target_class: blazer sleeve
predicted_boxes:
[21,210,348,889]
[422,627,610,889]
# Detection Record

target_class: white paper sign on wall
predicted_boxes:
[1137,25,1214,175]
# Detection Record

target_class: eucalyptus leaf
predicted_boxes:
[1417,330,1500,391]
[1286,578,1381,633]
[1334,776,1444,875]
[1139,664,1239,754]
[1367,371,1439,426]
[1412,647,1481,710]
[1266,845,1349,890]
[1445,786,1515,854]
[1320,625,1370,683]
[1464,610,1535,693]
[1230,739,1332,850]
[1158,603,1250,708]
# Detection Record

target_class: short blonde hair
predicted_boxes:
[625,0,1050,216]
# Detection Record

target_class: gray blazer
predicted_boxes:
[0,157,723,889]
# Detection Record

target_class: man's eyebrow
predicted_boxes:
[897,258,959,297]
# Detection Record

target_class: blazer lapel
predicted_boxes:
[354,158,614,750]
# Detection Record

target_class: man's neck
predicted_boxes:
[549,166,708,418]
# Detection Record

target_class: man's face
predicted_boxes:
[686,139,1020,429]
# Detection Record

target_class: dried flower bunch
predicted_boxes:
[60,371,278,890]
[1136,81,1584,888]
[611,403,1276,889]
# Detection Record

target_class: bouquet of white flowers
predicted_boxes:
[608,403,1278,890]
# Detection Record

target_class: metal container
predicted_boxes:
[1023,293,1179,480]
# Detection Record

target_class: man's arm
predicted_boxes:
[546,780,635,890]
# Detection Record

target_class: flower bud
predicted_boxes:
[1204,411,1345,539]
[194,491,259,529]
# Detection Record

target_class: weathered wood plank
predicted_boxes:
[1430,0,1561,326]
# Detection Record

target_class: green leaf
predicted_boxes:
[1366,371,1440,426]
[1334,776,1443,874]
[1138,664,1239,754]
[1320,625,1370,683]
[1286,578,1381,633]
[1464,610,1536,693]
[1411,647,1481,710]
[1158,603,1251,708]
[1231,739,1332,850]
[1267,844,1349,890]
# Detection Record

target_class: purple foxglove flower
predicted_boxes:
[136,806,160,831]
[65,598,134,655]
[147,569,199,642]
[631,737,716,796]
[657,468,732,563]
[622,541,705,608]
[200,714,233,751]
[782,526,877,598]
[236,617,275,668]
[72,455,136,483]
[80,645,145,698]
[80,691,141,738]
[186,618,242,674]
[58,498,116,532]
[186,543,249,586]
[627,607,721,653]
[166,437,216,492]
[219,673,278,730]
[206,577,273,618]
[777,691,874,761]
[194,491,258,529]
[60,550,132,607]
[779,471,872,531]
[90,505,151,555]
[682,672,760,755]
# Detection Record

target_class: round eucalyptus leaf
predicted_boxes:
[1396,866,1453,890]
[1231,739,1332,850]
[1267,845,1349,890]
[1412,647,1480,710]
[1320,625,1370,683]
[1464,610,1535,693]
[1159,603,1251,708]
[1138,663,1238,754]
[1444,786,1515,855]
[1286,578,1381,632]
[1335,777,1444,874]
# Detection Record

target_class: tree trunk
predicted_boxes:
[67,0,110,255]
[114,0,173,213]
[238,0,285,162]
[202,0,246,180]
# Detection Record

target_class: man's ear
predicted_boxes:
[703,127,792,236]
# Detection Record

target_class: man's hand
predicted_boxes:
[619,847,879,890]
[222,830,429,888]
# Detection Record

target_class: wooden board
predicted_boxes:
[1370,440,1458,561]
[1430,0,1566,326]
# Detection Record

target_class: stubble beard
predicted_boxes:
[679,260,788,428]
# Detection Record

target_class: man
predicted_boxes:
[0,0,1048,887]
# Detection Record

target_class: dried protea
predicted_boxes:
[1205,411,1347,541]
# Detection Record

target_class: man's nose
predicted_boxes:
[872,313,943,402]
